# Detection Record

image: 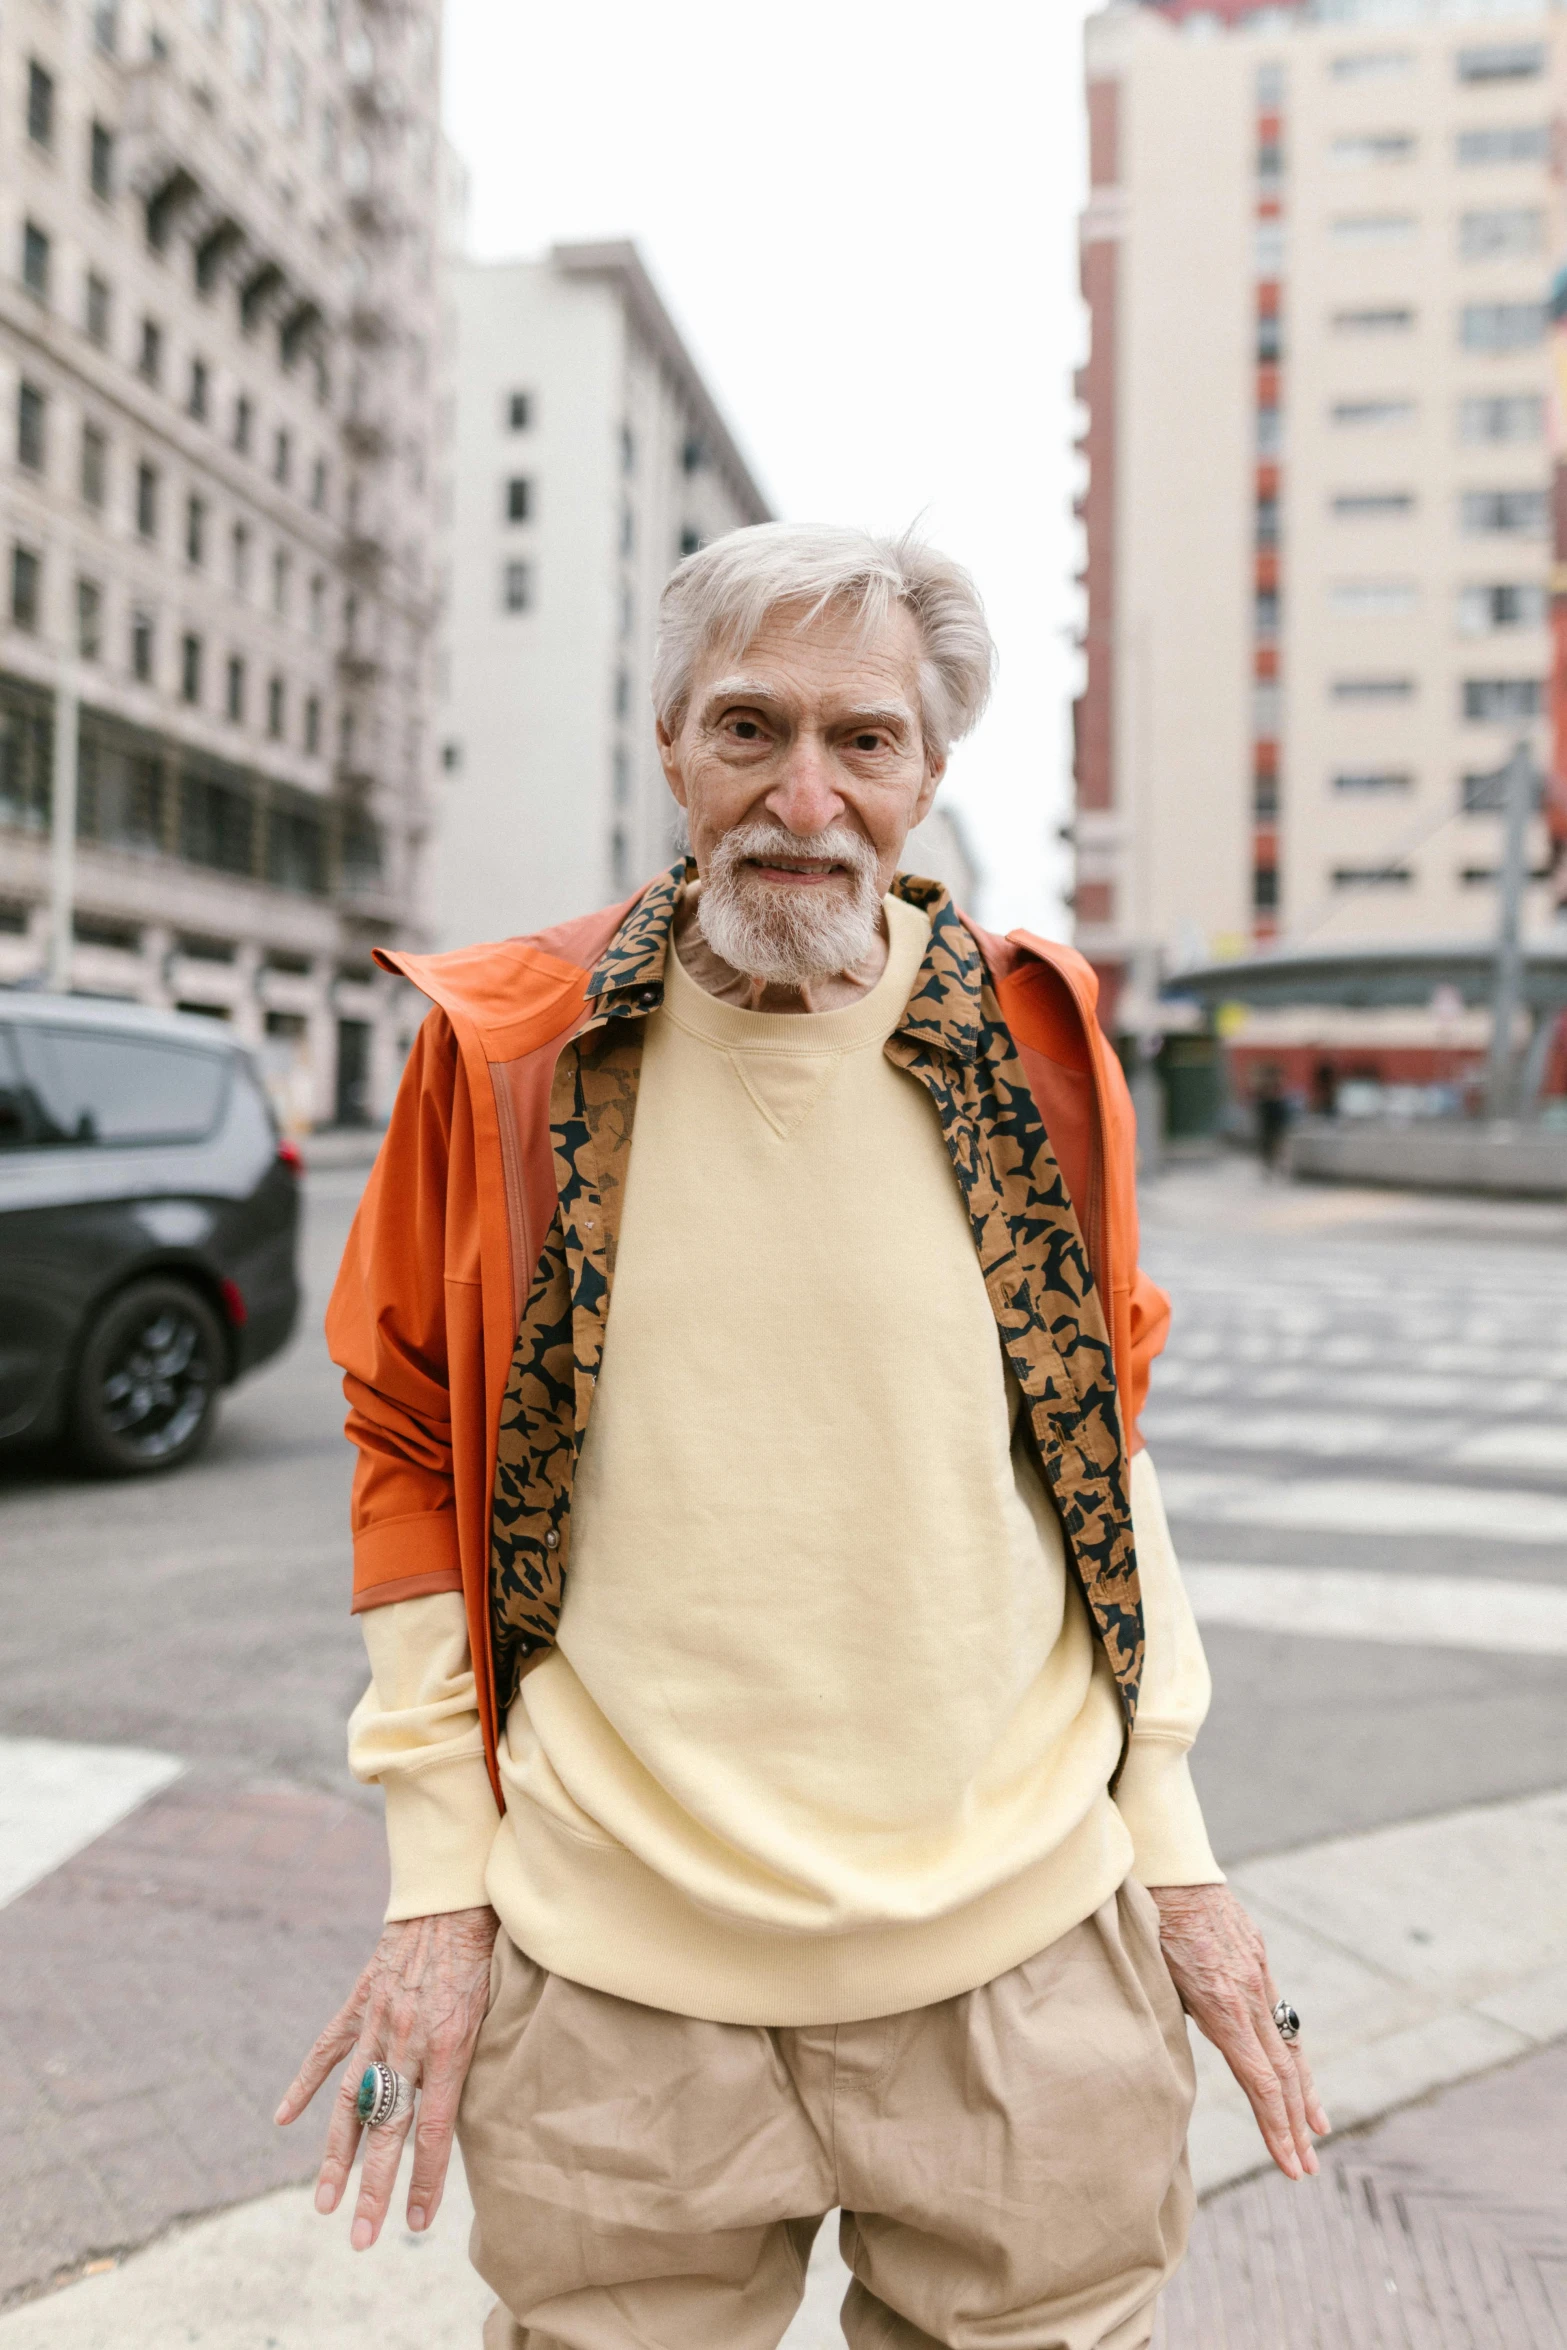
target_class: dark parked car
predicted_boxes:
[0,994,301,1473]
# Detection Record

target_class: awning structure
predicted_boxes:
[1162,939,1567,1014]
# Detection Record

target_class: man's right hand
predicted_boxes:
[276,1904,499,2249]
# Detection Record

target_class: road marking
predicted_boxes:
[1184,1563,1567,1656]
[0,1737,183,1910]
[1452,1423,1567,1476]
[1157,1467,1567,1545]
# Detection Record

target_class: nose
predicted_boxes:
[766,736,844,838]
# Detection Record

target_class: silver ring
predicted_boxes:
[355,2061,414,2130]
[1272,1999,1301,2044]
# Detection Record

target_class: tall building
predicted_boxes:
[1075,0,1562,1025]
[0,0,444,1128]
[435,243,771,950]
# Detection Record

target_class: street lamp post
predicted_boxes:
[1483,739,1535,1122]
[47,670,80,994]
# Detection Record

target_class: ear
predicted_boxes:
[656,713,689,809]
[912,749,946,827]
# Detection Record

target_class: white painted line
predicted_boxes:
[1157,1467,1567,1545]
[1183,1563,1567,1656]
[1146,1405,1452,1459]
[0,1736,184,1910]
[1453,1423,1567,1476]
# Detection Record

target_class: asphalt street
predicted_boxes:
[2,1148,1566,2322]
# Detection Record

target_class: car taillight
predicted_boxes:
[276,1137,305,1174]
[220,1278,248,1327]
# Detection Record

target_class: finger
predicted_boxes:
[352,2093,418,2251]
[405,2075,460,2233]
[276,2006,365,2127]
[314,2050,374,2215]
[1290,2040,1331,2140]
[1254,1951,1328,2160]
[1211,2007,1306,2180]
[1253,1999,1319,2176]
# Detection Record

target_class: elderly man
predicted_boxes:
[280,524,1326,2349]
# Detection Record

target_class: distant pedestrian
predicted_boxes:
[279,524,1326,2347]
[1310,1058,1339,1119]
[1256,1063,1292,1172]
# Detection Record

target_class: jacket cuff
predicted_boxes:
[381,1755,502,1922]
[1114,1736,1224,1888]
[351,1509,464,1611]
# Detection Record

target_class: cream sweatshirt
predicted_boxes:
[348,896,1221,2024]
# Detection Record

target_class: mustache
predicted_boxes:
[710,821,879,881]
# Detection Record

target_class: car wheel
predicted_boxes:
[71,1278,226,1475]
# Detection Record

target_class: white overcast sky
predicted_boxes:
[442,0,1097,936]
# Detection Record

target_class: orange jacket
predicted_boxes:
[326,878,1171,1802]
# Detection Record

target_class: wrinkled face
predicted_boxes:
[657,599,943,983]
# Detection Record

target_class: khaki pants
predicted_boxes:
[457,1882,1195,2350]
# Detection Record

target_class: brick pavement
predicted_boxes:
[1156,2038,1567,2350]
[0,1768,387,2310]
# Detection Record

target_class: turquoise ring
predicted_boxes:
[356,2061,414,2129]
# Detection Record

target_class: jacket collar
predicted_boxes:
[582,859,983,1065]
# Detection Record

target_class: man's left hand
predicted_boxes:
[1151,1881,1330,2181]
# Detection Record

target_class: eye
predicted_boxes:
[732,719,763,740]
[851,731,886,752]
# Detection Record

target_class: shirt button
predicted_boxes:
[544,1529,560,1550]
[638,988,657,1008]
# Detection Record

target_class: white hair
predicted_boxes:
[651,522,996,763]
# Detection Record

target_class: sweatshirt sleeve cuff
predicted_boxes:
[380,1755,503,1922]
[1114,1736,1225,1888]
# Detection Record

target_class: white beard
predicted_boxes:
[697,821,884,987]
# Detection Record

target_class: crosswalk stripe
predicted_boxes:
[1183,1564,1567,1656]
[1156,1468,1567,1545]
[0,1737,183,1910]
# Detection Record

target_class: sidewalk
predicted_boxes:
[4,1783,1563,2348]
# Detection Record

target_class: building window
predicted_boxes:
[501,559,534,613]
[1255,588,1280,639]
[181,633,203,704]
[138,317,163,385]
[620,584,634,640]
[81,421,107,508]
[682,436,705,475]
[136,460,159,539]
[1073,880,1114,926]
[186,495,207,566]
[230,395,251,455]
[1331,398,1416,429]
[1462,675,1543,722]
[1460,488,1547,536]
[267,675,285,738]
[1328,579,1418,618]
[310,455,327,511]
[76,577,102,661]
[1330,49,1412,82]
[89,121,115,201]
[1459,582,1546,633]
[231,521,250,593]
[1252,864,1279,913]
[614,667,630,721]
[610,824,631,891]
[1255,494,1280,544]
[1332,306,1414,334]
[188,358,210,421]
[131,609,154,681]
[280,51,304,133]
[612,743,631,806]
[1460,394,1542,445]
[1334,769,1412,794]
[22,222,51,301]
[1456,41,1545,83]
[272,428,292,486]
[1333,864,1413,888]
[85,270,111,347]
[1330,132,1416,168]
[1457,123,1548,167]
[620,424,635,476]
[272,548,291,615]
[1253,768,1279,820]
[1460,301,1545,353]
[1330,213,1415,246]
[505,475,532,522]
[27,61,55,149]
[226,655,245,722]
[93,1,119,56]
[507,390,532,431]
[16,381,46,473]
[1459,208,1543,261]
[679,526,703,559]
[304,693,320,753]
[239,1,267,86]
[1331,676,1415,703]
[11,545,41,631]
[620,503,635,557]
[309,573,326,633]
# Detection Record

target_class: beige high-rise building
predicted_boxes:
[0,0,445,1127]
[1076,0,1561,1024]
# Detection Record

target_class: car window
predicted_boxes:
[0,1027,29,1149]
[6,1024,229,1147]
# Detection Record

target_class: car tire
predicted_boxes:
[71,1277,226,1475]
